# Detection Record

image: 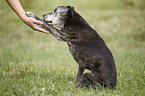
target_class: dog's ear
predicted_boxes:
[68,6,74,16]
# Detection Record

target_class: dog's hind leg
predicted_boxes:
[75,73,102,89]
[76,65,85,82]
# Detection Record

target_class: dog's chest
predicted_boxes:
[68,43,93,68]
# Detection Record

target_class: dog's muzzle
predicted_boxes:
[43,13,52,22]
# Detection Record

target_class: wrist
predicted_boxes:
[20,14,29,22]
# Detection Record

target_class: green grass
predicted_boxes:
[0,0,145,95]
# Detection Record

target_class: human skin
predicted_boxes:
[6,0,49,33]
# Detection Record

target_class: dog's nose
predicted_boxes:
[43,14,47,17]
[43,14,48,21]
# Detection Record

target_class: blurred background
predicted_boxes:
[0,0,145,95]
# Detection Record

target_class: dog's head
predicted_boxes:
[43,6,74,28]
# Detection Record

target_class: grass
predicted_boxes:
[0,0,145,95]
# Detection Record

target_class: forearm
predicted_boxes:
[6,0,27,21]
[6,0,50,33]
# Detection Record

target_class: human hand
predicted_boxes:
[22,16,50,34]
[6,0,49,34]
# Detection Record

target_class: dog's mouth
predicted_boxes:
[43,13,55,24]
[43,16,64,28]
[43,10,68,28]
[44,20,53,23]
[43,14,59,25]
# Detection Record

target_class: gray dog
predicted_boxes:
[26,6,117,89]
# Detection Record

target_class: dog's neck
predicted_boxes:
[63,12,98,40]
[64,12,91,31]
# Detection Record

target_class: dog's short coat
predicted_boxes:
[26,6,117,89]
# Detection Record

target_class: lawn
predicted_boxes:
[0,0,145,95]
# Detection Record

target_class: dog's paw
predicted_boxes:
[26,12,35,18]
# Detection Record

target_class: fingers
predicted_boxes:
[28,17,50,34]
[29,17,43,25]
[32,18,43,25]
[33,24,50,34]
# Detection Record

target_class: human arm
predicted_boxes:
[6,0,49,33]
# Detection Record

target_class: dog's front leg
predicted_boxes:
[26,12,48,31]
[26,12,43,22]
[26,12,77,41]
[43,22,74,41]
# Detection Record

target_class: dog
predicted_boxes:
[26,6,117,89]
